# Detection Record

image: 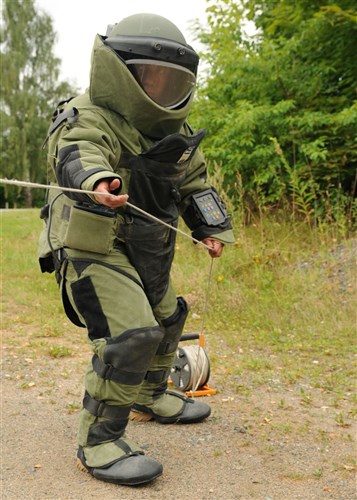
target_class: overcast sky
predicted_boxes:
[35,0,209,92]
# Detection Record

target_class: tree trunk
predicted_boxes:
[23,186,32,208]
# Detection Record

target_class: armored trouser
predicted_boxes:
[62,246,186,468]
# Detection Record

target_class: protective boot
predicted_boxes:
[77,325,164,485]
[77,443,162,486]
[131,297,211,424]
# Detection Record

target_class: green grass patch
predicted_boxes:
[1,209,356,409]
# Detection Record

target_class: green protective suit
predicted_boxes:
[40,33,235,468]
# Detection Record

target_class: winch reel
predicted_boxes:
[170,334,217,397]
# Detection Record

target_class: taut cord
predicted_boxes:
[190,256,214,394]
[200,256,214,343]
[0,178,211,251]
[2,176,216,393]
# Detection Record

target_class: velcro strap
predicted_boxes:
[92,354,145,385]
[156,341,177,355]
[113,438,144,457]
[145,368,171,384]
[83,393,131,420]
[92,355,122,381]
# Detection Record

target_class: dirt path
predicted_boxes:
[1,345,356,500]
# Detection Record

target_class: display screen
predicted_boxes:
[192,190,226,226]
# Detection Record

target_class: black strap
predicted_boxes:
[92,354,146,385]
[92,354,122,381]
[42,107,79,149]
[83,392,131,419]
[54,251,86,328]
[113,438,144,457]
[156,340,177,355]
[145,368,170,384]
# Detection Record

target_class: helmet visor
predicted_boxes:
[126,59,196,109]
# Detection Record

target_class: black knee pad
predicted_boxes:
[98,326,164,385]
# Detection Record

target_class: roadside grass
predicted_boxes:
[1,209,356,417]
[1,210,87,375]
[172,215,356,412]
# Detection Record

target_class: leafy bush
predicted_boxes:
[190,0,357,230]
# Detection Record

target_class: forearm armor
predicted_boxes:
[181,187,233,241]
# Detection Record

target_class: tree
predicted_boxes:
[190,0,357,225]
[0,0,76,207]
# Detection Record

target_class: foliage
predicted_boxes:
[190,0,357,229]
[0,0,77,208]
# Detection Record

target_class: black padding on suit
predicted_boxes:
[83,392,131,445]
[118,131,205,307]
[71,276,110,340]
[104,326,164,377]
[87,420,129,446]
[157,296,189,354]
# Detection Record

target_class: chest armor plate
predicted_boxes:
[117,130,205,307]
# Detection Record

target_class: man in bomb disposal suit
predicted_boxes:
[39,13,235,486]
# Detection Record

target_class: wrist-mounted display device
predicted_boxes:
[192,189,228,226]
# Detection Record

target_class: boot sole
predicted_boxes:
[76,458,88,473]
[129,410,154,422]
[130,408,181,424]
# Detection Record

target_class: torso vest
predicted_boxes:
[116,130,205,306]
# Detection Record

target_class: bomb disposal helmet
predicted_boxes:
[104,13,199,109]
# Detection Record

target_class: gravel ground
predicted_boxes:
[1,240,356,499]
[1,353,356,500]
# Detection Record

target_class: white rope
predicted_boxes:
[2,176,216,391]
[200,257,214,336]
[185,256,214,394]
[180,345,210,391]
[0,178,211,250]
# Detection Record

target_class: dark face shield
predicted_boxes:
[126,59,196,109]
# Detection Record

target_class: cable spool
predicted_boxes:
[170,345,210,392]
